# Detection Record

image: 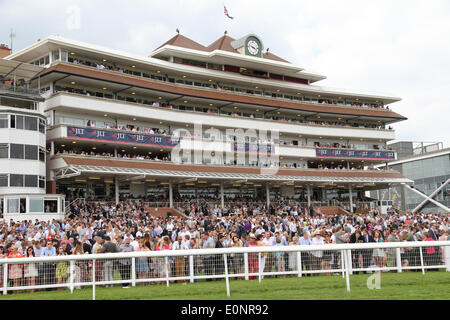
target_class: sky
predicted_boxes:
[1,0,449,148]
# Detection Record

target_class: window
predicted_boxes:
[10,115,15,128]
[52,50,60,61]
[39,147,45,162]
[39,119,45,133]
[39,176,45,189]
[19,198,26,213]
[16,115,24,129]
[25,145,38,160]
[25,116,37,131]
[60,50,68,62]
[0,114,7,128]
[7,198,19,213]
[10,174,23,187]
[44,200,58,213]
[25,175,38,187]
[29,197,44,213]
[0,144,8,158]
[0,174,7,187]
[10,144,24,159]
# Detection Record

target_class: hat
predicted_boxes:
[249,233,256,239]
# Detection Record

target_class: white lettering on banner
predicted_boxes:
[335,150,342,156]
[154,136,162,143]
[96,131,105,138]
[75,128,84,135]
[348,151,355,156]
[136,135,144,142]
[117,133,125,140]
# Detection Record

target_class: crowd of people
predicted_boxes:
[0,199,448,294]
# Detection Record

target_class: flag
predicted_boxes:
[224,6,234,19]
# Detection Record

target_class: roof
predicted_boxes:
[0,58,43,80]
[263,51,290,63]
[154,34,209,52]
[207,35,239,54]
[56,156,412,185]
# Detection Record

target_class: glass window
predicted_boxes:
[20,198,26,213]
[25,145,38,160]
[0,144,8,158]
[0,198,3,214]
[39,119,45,134]
[10,174,23,187]
[61,50,68,62]
[39,147,45,162]
[29,197,44,213]
[25,116,37,131]
[39,176,45,189]
[52,50,60,61]
[0,114,7,128]
[10,144,24,159]
[16,115,24,129]
[0,174,7,187]
[10,115,15,128]
[25,175,37,187]
[7,198,19,213]
[44,200,58,213]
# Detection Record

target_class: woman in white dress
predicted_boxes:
[24,247,38,293]
[372,230,386,268]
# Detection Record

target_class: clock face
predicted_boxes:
[247,40,259,56]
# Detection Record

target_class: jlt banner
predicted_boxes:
[67,126,179,148]
[316,148,396,160]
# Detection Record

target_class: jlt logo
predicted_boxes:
[96,131,105,138]
[136,135,144,141]
[75,128,84,135]
[154,136,162,143]
[116,133,125,140]
[366,272,381,290]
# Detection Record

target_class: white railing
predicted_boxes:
[1,241,449,299]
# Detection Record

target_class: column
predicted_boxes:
[115,177,119,205]
[105,182,111,198]
[220,181,224,208]
[266,183,270,208]
[349,185,354,213]
[322,188,326,202]
[169,181,173,208]
[50,141,55,156]
[114,148,118,158]
[307,185,311,208]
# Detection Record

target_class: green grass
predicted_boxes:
[1,271,449,300]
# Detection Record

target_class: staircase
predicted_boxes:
[314,206,351,215]
[146,207,190,219]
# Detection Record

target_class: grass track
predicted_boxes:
[0,271,449,300]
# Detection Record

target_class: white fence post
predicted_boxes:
[223,254,230,297]
[131,257,136,287]
[92,259,96,301]
[3,263,7,295]
[258,252,262,283]
[419,247,425,275]
[165,257,170,287]
[341,250,345,278]
[396,248,402,273]
[189,255,194,283]
[69,260,75,293]
[347,249,353,275]
[345,250,351,293]
[244,252,249,280]
[297,251,302,278]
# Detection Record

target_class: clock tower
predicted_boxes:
[230,34,264,58]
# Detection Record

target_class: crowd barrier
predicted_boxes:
[1,241,449,299]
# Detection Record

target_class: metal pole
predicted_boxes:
[244,252,249,280]
[349,185,354,213]
[115,177,119,205]
[69,260,75,293]
[131,257,136,287]
[258,252,262,283]
[345,250,351,292]
[189,255,194,283]
[3,263,7,295]
[396,248,402,273]
[220,181,224,208]
[92,259,96,301]
[169,182,173,208]
[419,247,425,275]
[224,254,230,297]
[266,183,270,209]
[165,256,170,287]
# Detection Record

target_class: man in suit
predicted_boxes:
[361,228,374,271]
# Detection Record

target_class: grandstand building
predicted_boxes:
[4,33,413,218]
